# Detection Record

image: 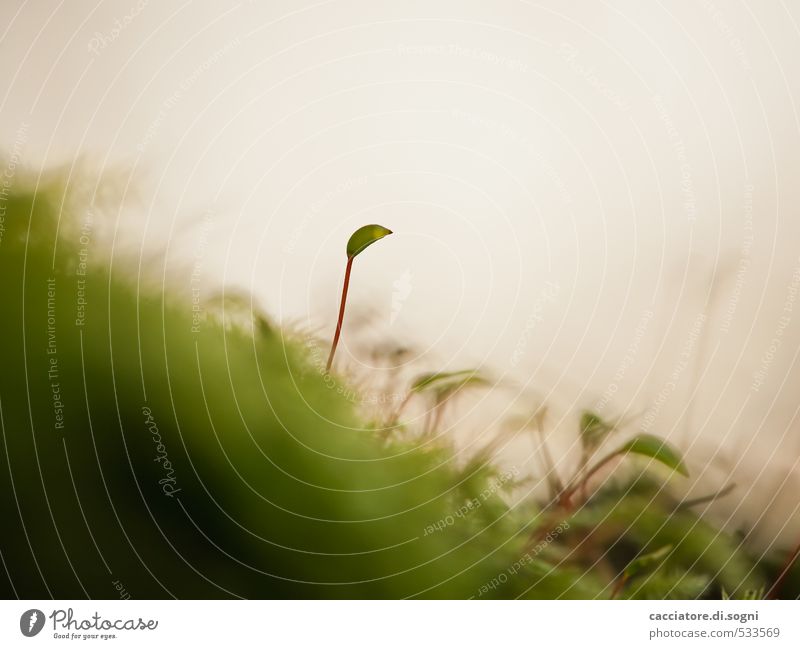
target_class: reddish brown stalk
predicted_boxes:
[430,398,447,433]
[558,451,620,509]
[766,536,800,599]
[388,391,413,425]
[326,256,354,372]
[610,575,628,599]
[532,409,564,502]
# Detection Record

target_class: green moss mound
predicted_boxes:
[0,170,790,599]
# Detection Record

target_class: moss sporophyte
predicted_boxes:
[326,224,392,372]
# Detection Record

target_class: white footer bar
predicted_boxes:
[1,600,797,647]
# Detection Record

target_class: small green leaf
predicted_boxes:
[617,434,689,477]
[677,482,736,510]
[623,545,673,579]
[740,586,766,600]
[410,370,487,396]
[346,224,392,258]
[579,410,613,450]
[722,585,764,600]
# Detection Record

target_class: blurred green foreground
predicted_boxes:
[0,169,795,599]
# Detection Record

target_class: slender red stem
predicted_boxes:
[326,256,354,372]
[558,450,620,508]
[766,536,800,599]
[610,575,628,599]
[388,391,413,425]
[430,398,447,434]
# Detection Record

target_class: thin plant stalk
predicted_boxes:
[325,224,392,373]
[326,256,354,372]
[388,391,413,425]
[610,576,628,599]
[559,450,620,508]
[532,408,564,501]
[767,536,800,599]
[429,396,449,434]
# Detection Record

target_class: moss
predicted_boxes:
[0,168,791,599]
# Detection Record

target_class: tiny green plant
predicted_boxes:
[326,224,393,372]
[559,425,689,509]
[723,585,765,600]
[409,369,489,434]
[612,544,673,598]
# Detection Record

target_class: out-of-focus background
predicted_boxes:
[1,1,799,551]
